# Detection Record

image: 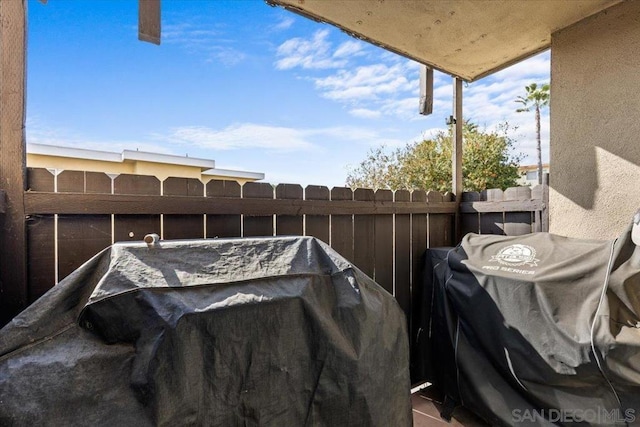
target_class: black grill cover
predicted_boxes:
[0,236,411,426]
[426,222,640,426]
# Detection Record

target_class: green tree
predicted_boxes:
[346,121,522,193]
[515,82,550,185]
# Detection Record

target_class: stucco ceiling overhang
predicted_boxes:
[267,0,623,81]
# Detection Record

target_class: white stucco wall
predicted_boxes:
[550,0,640,239]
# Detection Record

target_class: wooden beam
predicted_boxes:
[419,65,433,115]
[24,192,458,216]
[138,0,161,45]
[0,0,27,325]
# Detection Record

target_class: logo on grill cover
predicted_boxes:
[490,244,539,267]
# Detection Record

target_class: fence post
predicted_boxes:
[0,0,27,325]
[503,186,533,235]
[480,188,504,235]
[542,175,550,232]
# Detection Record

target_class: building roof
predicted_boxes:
[27,143,265,181]
[519,164,550,173]
[202,168,265,181]
[268,0,622,81]
[28,143,217,170]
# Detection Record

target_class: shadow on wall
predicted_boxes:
[553,146,640,210]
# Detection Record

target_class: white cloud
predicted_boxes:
[306,59,424,119]
[271,29,550,162]
[27,115,414,159]
[350,108,382,119]
[162,123,411,153]
[314,62,413,101]
[26,120,175,155]
[273,28,424,119]
[163,23,222,45]
[163,22,223,48]
[310,126,408,149]
[491,52,550,81]
[275,29,347,70]
[333,40,366,59]
[205,47,247,67]
[163,21,247,67]
[307,125,380,141]
[164,124,317,151]
[418,127,448,141]
[272,16,295,31]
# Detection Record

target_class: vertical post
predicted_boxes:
[419,65,433,116]
[542,172,550,232]
[138,0,161,45]
[0,0,28,325]
[453,77,463,240]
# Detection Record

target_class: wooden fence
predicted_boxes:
[24,168,458,322]
[22,167,548,339]
[460,184,549,236]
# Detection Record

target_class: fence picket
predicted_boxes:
[85,172,112,194]
[206,180,242,238]
[354,188,375,278]
[27,168,54,192]
[275,184,303,236]
[163,177,204,239]
[460,191,480,236]
[330,187,354,261]
[26,215,55,302]
[113,174,161,242]
[410,190,428,363]
[57,170,84,193]
[163,177,204,197]
[480,188,504,234]
[531,185,544,232]
[114,174,160,195]
[426,190,450,248]
[304,186,330,244]
[58,215,111,281]
[374,189,393,294]
[503,186,533,235]
[242,182,274,237]
[394,190,412,326]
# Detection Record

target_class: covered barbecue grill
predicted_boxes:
[0,236,411,426]
[421,216,640,426]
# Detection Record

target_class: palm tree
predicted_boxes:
[516,83,550,185]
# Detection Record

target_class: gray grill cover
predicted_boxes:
[0,236,411,426]
[432,223,640,426]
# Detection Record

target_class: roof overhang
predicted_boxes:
[267,0,623,81]
[28,143,217,171]
[202,168,265,181]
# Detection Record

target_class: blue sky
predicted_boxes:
[26,0,550,188]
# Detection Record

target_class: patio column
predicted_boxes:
[452,77,463,199]
[0,0,28,325]
[453,77,463,239]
